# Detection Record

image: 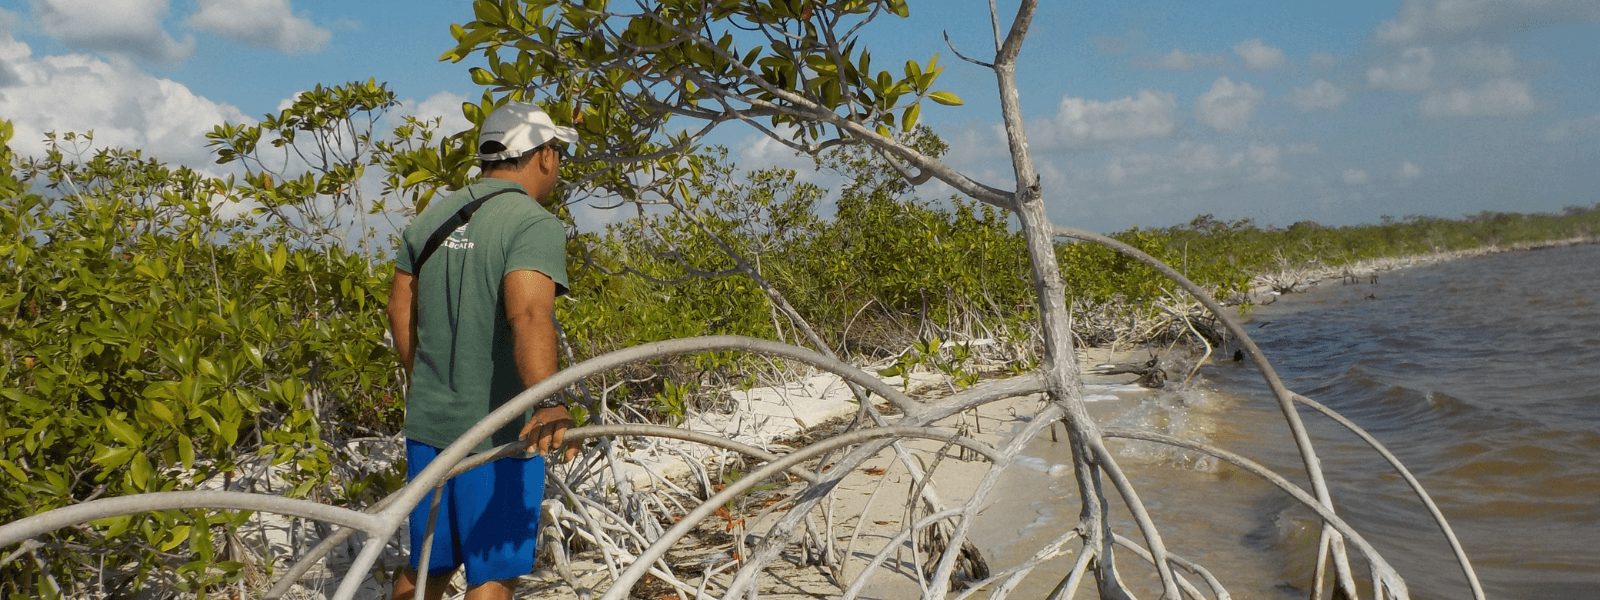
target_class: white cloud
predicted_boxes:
[1398,161,1423,180]
[732,126,828,185]
[31,0,192,64]
[1234,39,1286,71]
[1101,141,1314,189]
[266,89,308,113]
[1102,155,1141,186]
[1195,77,1263,133]
[1145,49,1227,70]
[0,12,20,87]
[1026,139,1339,230]
[1452,43,1517,75]
[1033,90,1177,149]
[931,126,1009,198]
[407,91,473,137]
[1376,0,1600,45]
[1366,47,1435,92]
[0,31,245,166]
[1544,113,1600,143]
[1342,169,1370,185]
[186,0,330,54]
[1309,52,1339,68]
[1292,80,1348,112]
[1419,78,1535,117]
[1175,142,1226,172]
[1245,143,1281,168]
[0,59,17,89]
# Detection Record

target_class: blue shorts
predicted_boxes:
[405,439,546,585]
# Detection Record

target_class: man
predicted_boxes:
[386,102,578,600]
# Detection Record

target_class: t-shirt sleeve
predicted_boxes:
[504,216,569,295]
[394,227,417,274]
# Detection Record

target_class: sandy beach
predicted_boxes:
[500,347,1184,600]
[272,345,1181,599]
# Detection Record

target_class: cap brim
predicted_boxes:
[477,150,520,161]
[550,126,578,144]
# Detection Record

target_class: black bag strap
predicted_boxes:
[409,188,518,274]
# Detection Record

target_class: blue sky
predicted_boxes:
[2,0,1597,232]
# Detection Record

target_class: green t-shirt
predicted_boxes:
[395,178,569,453]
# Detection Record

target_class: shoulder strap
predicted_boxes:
[409,188,519,275]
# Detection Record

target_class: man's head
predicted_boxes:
[477,102,577,205]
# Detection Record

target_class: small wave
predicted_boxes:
[1300,363,1383,398]
[1243,495,1320,558]
[1444,497,1600,522]
[1316,378,1485,432]
[1104,385,1222,472]
[1434,450,1560,480]
[1083,382,1151,398]
[1421,389,1473,413]
[1430,438,1600,489]
[1012,455,1053,473]
[1562,428,1600,453]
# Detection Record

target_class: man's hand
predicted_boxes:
[521,405,577,462]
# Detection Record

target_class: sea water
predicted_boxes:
[970,243,1600,599]
[1203,242,1600,598]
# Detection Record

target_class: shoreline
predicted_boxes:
[291,236,1596,599]
[1241,235,1598,306]
[569,236,1600,599]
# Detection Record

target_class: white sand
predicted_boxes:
[267,347,1168,599]
[500,347,1168,600]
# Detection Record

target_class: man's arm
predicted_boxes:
[387,269,418,374]
[503,269,559,386]
[504,269,575,460]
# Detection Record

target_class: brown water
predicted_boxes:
[972,244,1600,599]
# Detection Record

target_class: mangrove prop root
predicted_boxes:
[2,251,1480,600]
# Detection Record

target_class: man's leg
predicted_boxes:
[463,578,516,600]
[455,453,546,593]
[390,567,455,600]
[397,440,463,600]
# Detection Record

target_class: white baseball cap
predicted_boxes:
[476,102,578,161]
